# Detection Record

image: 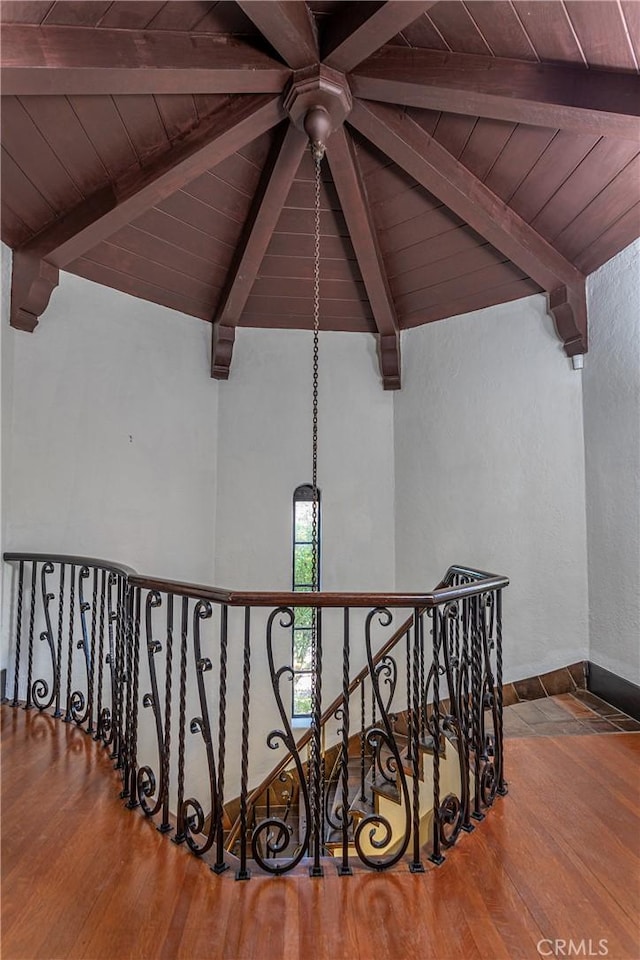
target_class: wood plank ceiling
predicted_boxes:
[1,0,639,388]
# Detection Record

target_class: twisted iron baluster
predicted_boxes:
[126,587,141,809]
[404,626,413,762]
[420,614,426,739]
[63,564,75,721]
[113,577,127,765]
[53,564,66,718]
[173,597,189,844]
[213,604,229,873]
[359,678,366,802]
[429,608,444,865]
[496,590,507,796]
[410,609,425,873]
[101,573,118,749]
[471,596,484,821]
[339,607,352,876]
[85,569,98,734]
[24,561,37,710]
[120,583,134,795]
[237,607,251,880]
[11,561,24,707]
[460,597,473,833]
[94,571,106,740]
[158,593,174,833]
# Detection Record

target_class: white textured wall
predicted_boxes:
[584,239,640,685]
[215,327,396,592]
[3,271,219,586]
[394,294,590,682]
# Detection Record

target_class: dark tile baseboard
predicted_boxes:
[587,662,640,722]
[503,661,587,707]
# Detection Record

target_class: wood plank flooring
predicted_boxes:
[2,705,639,960]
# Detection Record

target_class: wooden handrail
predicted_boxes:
[4,554,508,609]
[3,552,137,578]
[126,570,509,608]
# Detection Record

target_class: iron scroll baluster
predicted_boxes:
[137,590,166,819]
[251,607,311,875]
[31,562,57,711]
[354,608,411,871]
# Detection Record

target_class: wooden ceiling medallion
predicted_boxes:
[3,1,640,388]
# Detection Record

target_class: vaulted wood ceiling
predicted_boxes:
[2,0,639,388]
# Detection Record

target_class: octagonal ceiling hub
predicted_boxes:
[284,64,352,155]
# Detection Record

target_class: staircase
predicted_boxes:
[2,552,508,878]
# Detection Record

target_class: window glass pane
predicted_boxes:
[293,673,312,716]
[292,485,319,717]
[294,606,313,628]
[293,630,312,670]
[295,501,314,543]
[294,544,315,586]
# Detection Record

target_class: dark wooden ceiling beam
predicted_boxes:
[1,24,290,95]
[11,95,284,331]
[211,123,308,380]
[235,1,318,69]
[349,100,588,355]
[323,1,438,73]
[326,126,401,389]
[351,47,640,143]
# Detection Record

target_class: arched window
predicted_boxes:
[292,484,320,718]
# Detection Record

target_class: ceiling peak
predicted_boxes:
[284,64,353,156]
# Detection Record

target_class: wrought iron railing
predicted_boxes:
[2,553,508,878]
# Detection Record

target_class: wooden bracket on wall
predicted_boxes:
[378,333,402,391]
[211,323,236,380]
[10,252,59,332]
[548,283,588,357]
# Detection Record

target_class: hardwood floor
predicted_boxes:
[2,705,639,960]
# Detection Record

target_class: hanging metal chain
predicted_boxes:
[309,148,322,866]
[311,151,321,596]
